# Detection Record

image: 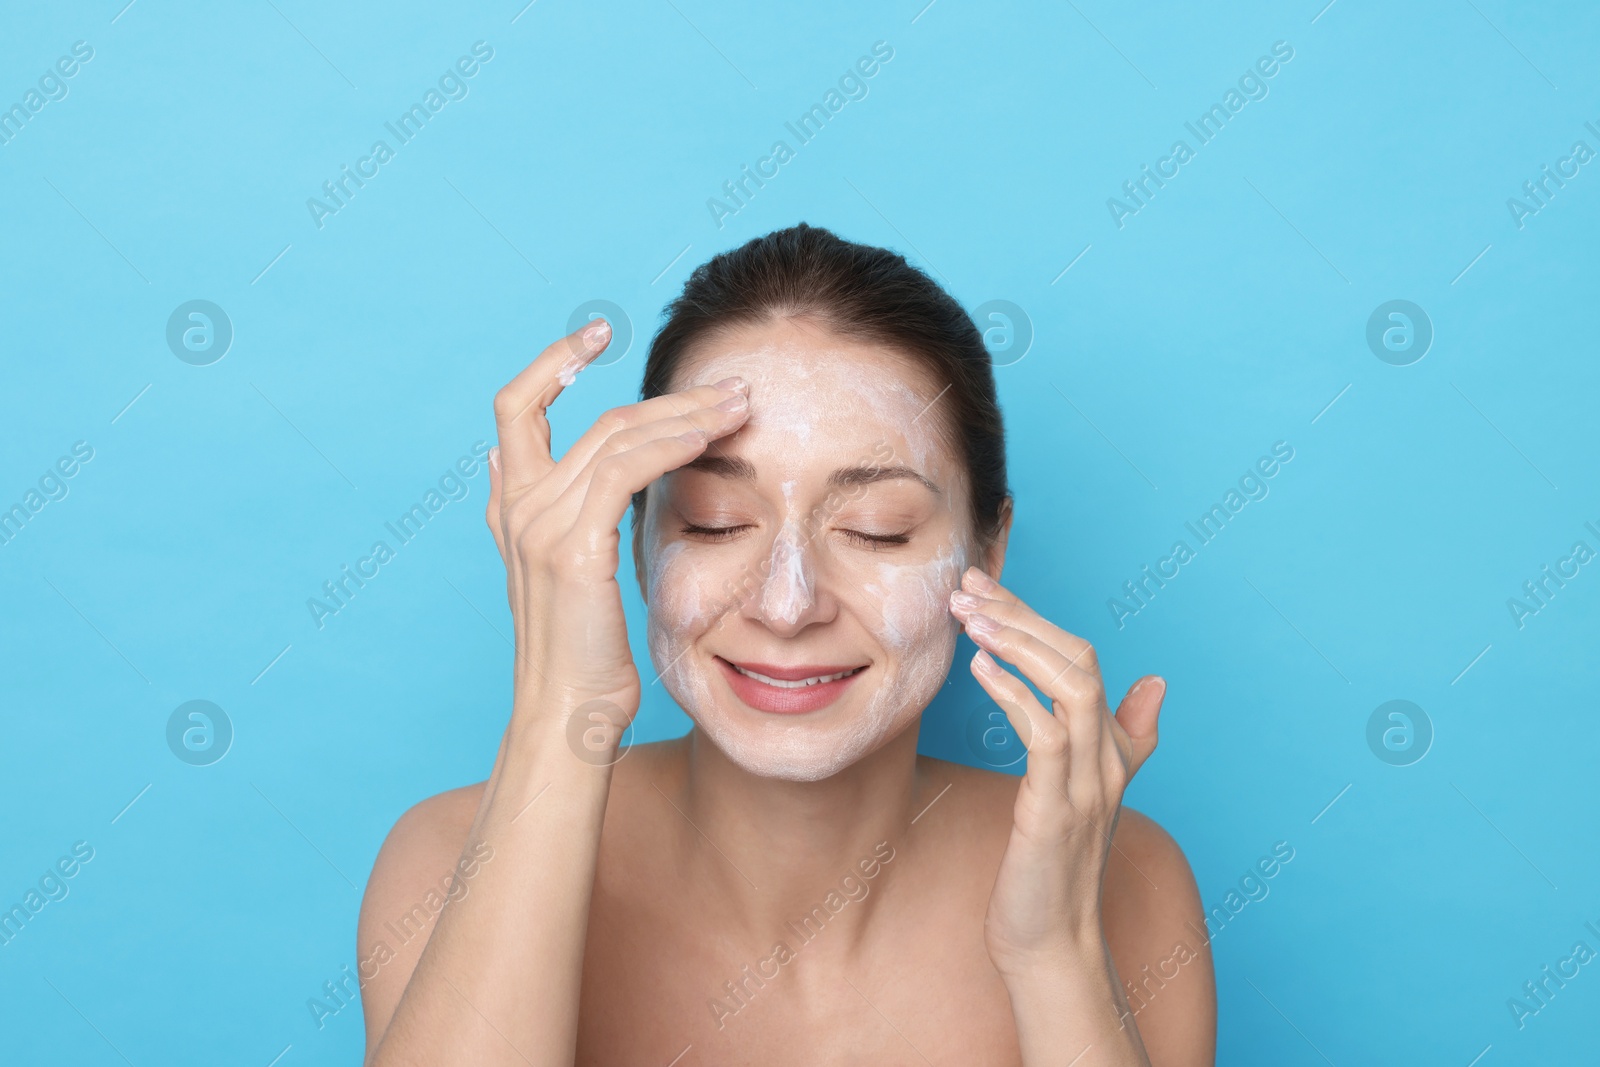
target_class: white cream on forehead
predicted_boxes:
[680,341,949,476]
[641,339,976,782]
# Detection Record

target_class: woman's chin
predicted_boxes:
[687,690,923,783]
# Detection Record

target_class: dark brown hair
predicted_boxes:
[633,223,1009,544]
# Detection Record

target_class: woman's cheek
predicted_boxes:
[865,541,967,689]
[645,543,741,694]
[649,547,713,639]
[646,544,698,676]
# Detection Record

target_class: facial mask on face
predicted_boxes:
[642,340,975,782]
[646,537,720,718]
[799,536,968,778]
[649,533,970,781]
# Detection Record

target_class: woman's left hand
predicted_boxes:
[948,566,1166,980]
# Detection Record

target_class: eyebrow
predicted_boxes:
[680,455,939,495]
[828,464,940,495]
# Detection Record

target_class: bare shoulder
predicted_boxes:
[912,758,1202,905]
[356,783,487,1041]
[919,760,1215,1065]
[369,783,485,879]
[1105,807,1201,920]
[1103,808,1216,1067]
[919,758,1200,919]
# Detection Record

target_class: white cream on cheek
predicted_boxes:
[641,340,975,781]
[795,533,969,779]
[644,536,719,718]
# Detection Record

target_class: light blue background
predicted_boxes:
[3,0,1597,1063]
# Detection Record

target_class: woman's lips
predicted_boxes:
[716,658,867,714]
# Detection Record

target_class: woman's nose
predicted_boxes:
[754,524,816,631]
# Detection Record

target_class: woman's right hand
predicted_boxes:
[363,322,750,1066]
[484,318,750,744]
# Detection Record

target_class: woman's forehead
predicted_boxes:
[675,339,954,477]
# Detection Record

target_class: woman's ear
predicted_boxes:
[980,497,1014,583]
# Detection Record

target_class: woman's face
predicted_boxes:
[638,318,978,782]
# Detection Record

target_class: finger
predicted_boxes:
[959,609,1107,785]
[541,395,749,532]
[544,378,749,498]
[953,601,1102,714]
[969,649,1066,769]
[950,583,1090,667]
[493,319,613,492]
[559,404,750,561]
[1112,675,1164,777]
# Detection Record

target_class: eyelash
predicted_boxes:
[680,525,910,549]
[843,530,910,550]
[681,524,749,542]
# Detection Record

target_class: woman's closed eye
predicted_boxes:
[681,523,911,549]
[681,523,753,542]
[840,529,911,550]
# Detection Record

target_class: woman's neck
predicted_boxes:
[661,723,932,953]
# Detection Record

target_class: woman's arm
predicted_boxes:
[359,321,751,1066]
[360,713,616,1065]
[950,569,1216,1066]
[1003,814,1215,1067]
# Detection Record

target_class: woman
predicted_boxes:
[358,225,1216,1065]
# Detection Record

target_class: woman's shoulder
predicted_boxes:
[356,782,487,1038]
[918,756,1202,913]
[923,757,1214,1053]
[372,781,485,862]
[365,737,683,883]
[361,782,486,929]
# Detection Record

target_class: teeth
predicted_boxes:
[733,665,861,689]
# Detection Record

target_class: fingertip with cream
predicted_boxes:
[964,567,998,594]
[581,318,612,349]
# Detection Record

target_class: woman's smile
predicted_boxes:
[716,657,871,713]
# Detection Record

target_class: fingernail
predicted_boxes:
[677,428,706,445]
[1144,676,1167,700]
[950,590,984,613]
[581,318,611,348]
[715,393,748,413]
[965,567,998,593]
[972,649,998,674]
[966,612,1001,637]
[713,376,748,393]
[488,445,500,472]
